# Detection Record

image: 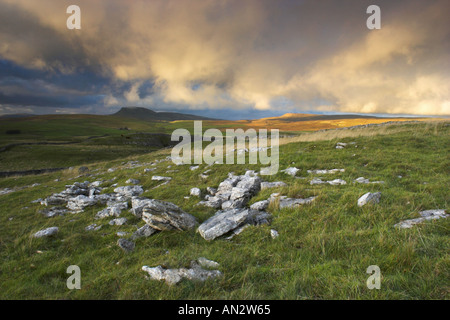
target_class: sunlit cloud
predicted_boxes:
[0,0,448,116]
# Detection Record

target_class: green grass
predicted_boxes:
[0,122,448,299]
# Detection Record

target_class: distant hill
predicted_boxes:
[0,113,35,119]
[113,107,217,121]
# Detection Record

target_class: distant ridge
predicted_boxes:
[0,113,35,119]
[113,106,217,121]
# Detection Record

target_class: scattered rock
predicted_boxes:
[33,227,59,238]
[357,192,381,207]
[276,196,316,209]
[190,188,201,197]
[131,224,158,239]
[250,200,270,211]
[96,202,128,218]
[78,166,89,174]
[126,179,140,185]
[109,217,128,226]
[85,224,102,231]
[307,169,345,174]
[270,229,279,239]
[117,238,135,252]
[142,199,198,231]
[261,181,287,190]
[197,257,220,269]
[394,209,448,229]
[40,207,68,218]
[310,177,346,185]
[354,177,385,184]
[142,260,222,285]
[151,176,172,181]
[67,195,97,213]
[327,179,347,186]
[114,185,144,198]
[197,208,269,241]
[281,167,300,176]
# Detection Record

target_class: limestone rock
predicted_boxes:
[307,169,345,174]
[130,197,153,218]
[197,257,220,269]
[142,260,222,285]
[113,185,144,198]
[151,176,171,181]
[197,208,251,240]
[40,207,68,218]
[197,208,269,241]
[261,181,287,190]
[96,202,128,219]
[33,227,58,238]
[250,200,270,211]
[142,200,197,231]
[85,223,102,231]
[131,224,158,239]
[357,192,381,207]
[126,179,140,185]
[117,238,135,252]
[269,194,316,209]
[190,187,201,197]
[394,209,448,229]
[270,229,279,239]
[109,217,128,226]
[281,167,300,176]
[67,195,97,212]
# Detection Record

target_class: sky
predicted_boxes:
[0,0,449,119]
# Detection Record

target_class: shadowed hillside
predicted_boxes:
[113,107,217,121]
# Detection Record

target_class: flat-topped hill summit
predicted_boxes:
[113,107,216,121]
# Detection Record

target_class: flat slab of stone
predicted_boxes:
[34,227,59,238]
[261,181,287,190]
[394,209,448,229]
[277,196,316,208]
[307,169,345,174]
[310,178,346,185]
[142,260,222,285]
[197,208,251,241]
[151,176,172,181]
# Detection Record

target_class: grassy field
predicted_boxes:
[0,121,448,299]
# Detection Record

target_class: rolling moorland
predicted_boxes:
[0,109,448,299]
